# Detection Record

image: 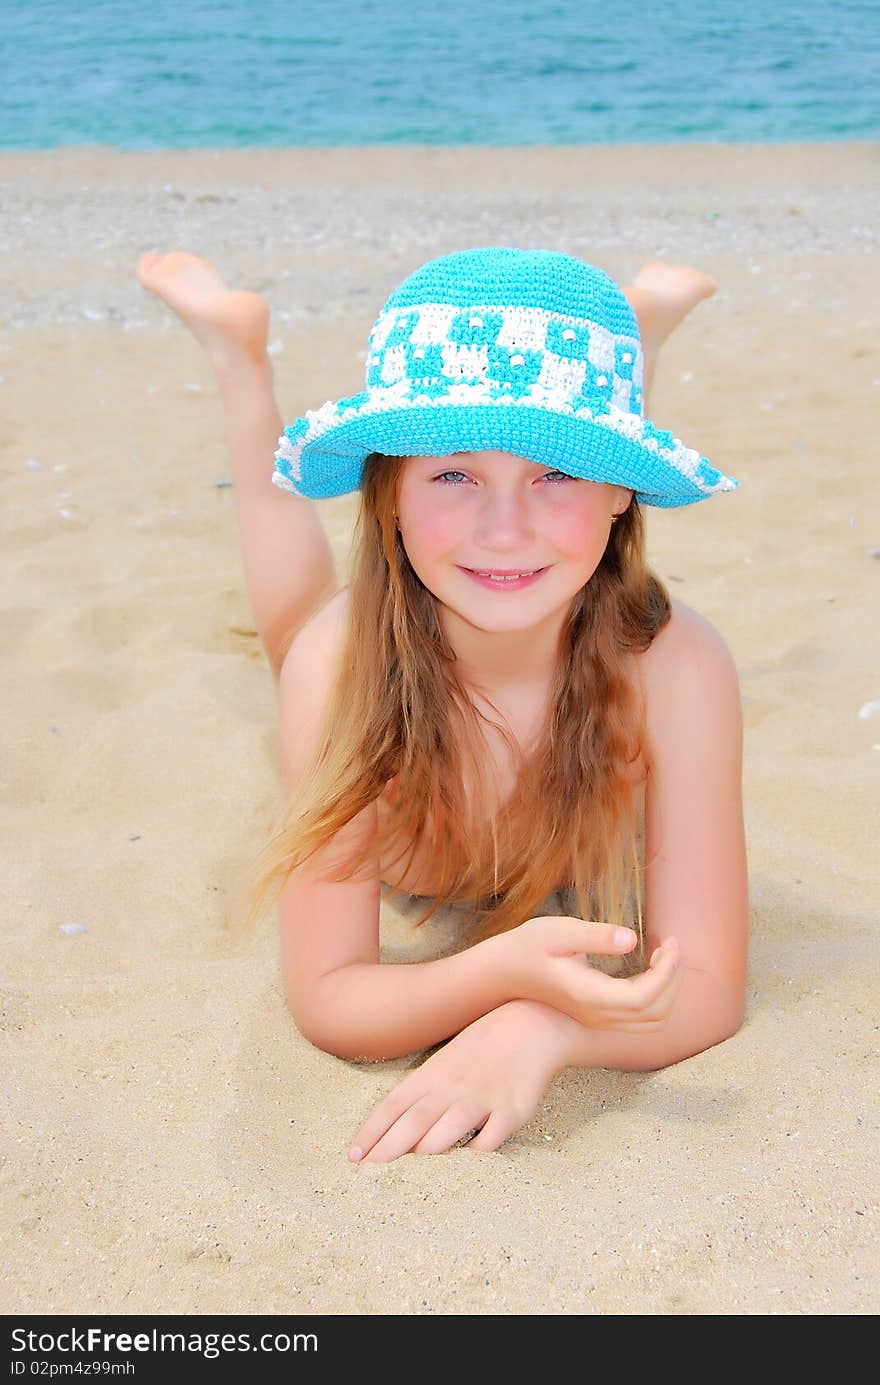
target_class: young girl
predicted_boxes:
[137,246,749,1165]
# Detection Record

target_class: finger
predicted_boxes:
[467,1107,523,1153]
[545,918,639,957]
[649,938,680,967]
[359,1095,446,1165]
[613,944,685,1021]
[349,1082,424,1161]
[625,955,686,1024]
[614,940,682,1010]
[412,1100,491,1155]
[563,940,681,1019]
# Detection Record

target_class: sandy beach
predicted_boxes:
[2,142,878,1315]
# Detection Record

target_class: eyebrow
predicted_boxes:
[425,456,543,474]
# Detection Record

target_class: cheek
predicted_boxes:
[404,505,463,555]
[547,496,610,559]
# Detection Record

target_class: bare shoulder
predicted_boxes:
[639,597,742,771]
[642,596,736,671]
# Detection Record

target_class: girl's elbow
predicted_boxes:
[288,1005,353,1059]
[285,991,341,1056]
[718,994,747,1045]
[648,1011,746,1073]
[287,1001,398,1063]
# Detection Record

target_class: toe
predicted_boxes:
[136,251,161,284]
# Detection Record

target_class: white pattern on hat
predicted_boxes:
[496,306,549,353]
[409,303,457,345]
[536,353,587,395]
[585,324,617,372]
[379,344,408,384]
[441,343,490,381]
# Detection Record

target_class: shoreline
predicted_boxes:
[3,136,878,152]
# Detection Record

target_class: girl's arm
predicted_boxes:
[538,601,750,1072]
[277,617,514,1059]
[526,967,744,1075]
[299,933,513,1061]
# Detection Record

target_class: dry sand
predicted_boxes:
[1,143,878,1315]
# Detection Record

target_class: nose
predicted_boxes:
[474,488,534,546]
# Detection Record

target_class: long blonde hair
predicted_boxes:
[242,451,671,958]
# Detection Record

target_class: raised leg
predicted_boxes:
[621,262,719,409]
[136,252,337,681]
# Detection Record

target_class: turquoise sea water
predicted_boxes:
[3,0,878,149]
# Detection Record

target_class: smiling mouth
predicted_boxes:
[460,567,547,578]
[458,566,550,587]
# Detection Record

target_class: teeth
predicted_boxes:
[474,570,537,581]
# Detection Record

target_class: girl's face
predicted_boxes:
[394,450,632,629]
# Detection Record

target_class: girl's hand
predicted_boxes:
[348,1000,567,1165]
[490,915,684,1033]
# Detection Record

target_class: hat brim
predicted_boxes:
[273,394,737,509]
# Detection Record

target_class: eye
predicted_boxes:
[432,470,572,485]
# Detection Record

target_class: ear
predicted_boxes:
[615,487,634,517]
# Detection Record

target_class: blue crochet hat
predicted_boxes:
[273,247,737,509]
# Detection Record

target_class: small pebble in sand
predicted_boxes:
[213,478,232,488]
[59,923,87,937]
[48,725,58,733]
[185,383,203,393]
[24,458,42,470]
[868,548,880,560]
[857,699,880,720]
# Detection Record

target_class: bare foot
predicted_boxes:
[135,251,270,367]
[626,261,719,352]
